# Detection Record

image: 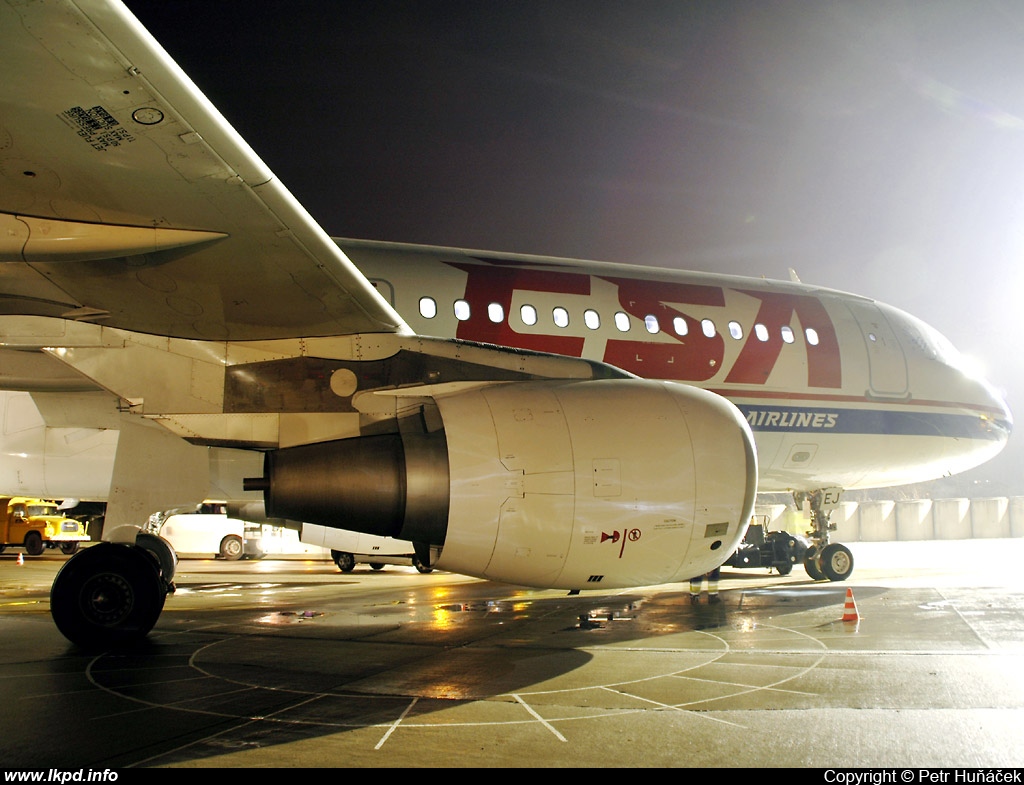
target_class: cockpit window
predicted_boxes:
[900,311,962,365]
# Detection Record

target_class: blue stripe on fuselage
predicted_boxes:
[735,404,1008,441]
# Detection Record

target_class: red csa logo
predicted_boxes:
[449,263,841,388]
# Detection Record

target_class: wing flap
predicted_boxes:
[0,213,227,263]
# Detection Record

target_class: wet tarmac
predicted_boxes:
[2,538,1024,768]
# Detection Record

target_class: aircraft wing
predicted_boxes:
[0,0,409,341]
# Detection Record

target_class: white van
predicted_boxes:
[157,503,263,560]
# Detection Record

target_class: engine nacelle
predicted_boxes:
[246,379,757,589]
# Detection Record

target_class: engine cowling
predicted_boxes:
[246,378,757,589]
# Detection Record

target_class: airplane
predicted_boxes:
[0,387,434,572]
[0,0,1011,648]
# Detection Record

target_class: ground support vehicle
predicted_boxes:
[150,504,264,560]
[301,524,434,573]
[0,497,90,555]
[724,519,811,576]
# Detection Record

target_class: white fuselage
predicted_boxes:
[340,239,1011,493]
[0,240,1011,507]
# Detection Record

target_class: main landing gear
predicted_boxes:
[50,528,177,650]
[795,488,854,582]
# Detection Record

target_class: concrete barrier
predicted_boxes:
[752,503,789,531]
[1012,497,1024,538]
[832,501,861,542]
[857,500,896,541]
[895,499,934,541]
[971,497,1010,538]
[745,497,1024,543]
[933,498,972,540]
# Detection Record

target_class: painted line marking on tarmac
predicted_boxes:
[512,694,568,742]
[375,697,418,749]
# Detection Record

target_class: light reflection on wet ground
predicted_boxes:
[2,539,1024,767]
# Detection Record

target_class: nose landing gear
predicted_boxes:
[796,488,854,582]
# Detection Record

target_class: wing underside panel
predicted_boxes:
[0,0,408,340]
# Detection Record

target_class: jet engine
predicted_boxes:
[246,378,757,589]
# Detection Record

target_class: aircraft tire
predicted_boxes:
[413,556,433,574]
[50,542,166,650]
[804,547,825,581]
[332,551,355,573]
[219,535,244,561]
[820,543,854,582]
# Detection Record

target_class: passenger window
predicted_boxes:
[672,317,688,336]
[614,312,630,332]
[644,315,659,334]
[728,321,743,339]
[584,309,600,330]
[553,307,569,328]
[805,327,819,346]
[454,300,470,321]
[488,303,504,323]
[701,318,716,338]
[419,297,437,319]
[781,325,795,344]
[754,323,769,342]
[520,304,538,326]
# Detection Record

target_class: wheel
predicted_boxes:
[24,531,43,556]
[50,542,167,650]
[369,563,385,571]
[332,551,355,573]
[413,556,433,574]
[820,543,854,582]
[219,535,244,561]
[60,542,80,555]
[775,561,793,576]
[804,547,825,581]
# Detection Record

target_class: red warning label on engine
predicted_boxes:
[598,528,641,558]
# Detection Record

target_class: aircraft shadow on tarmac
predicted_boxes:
[26,569,880,768]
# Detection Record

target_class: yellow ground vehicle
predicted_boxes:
[0,497,90,555]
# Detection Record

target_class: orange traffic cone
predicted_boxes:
[841,587,859,622]
[16,552,24,566]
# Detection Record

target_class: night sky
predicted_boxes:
[123,1,1024,496]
